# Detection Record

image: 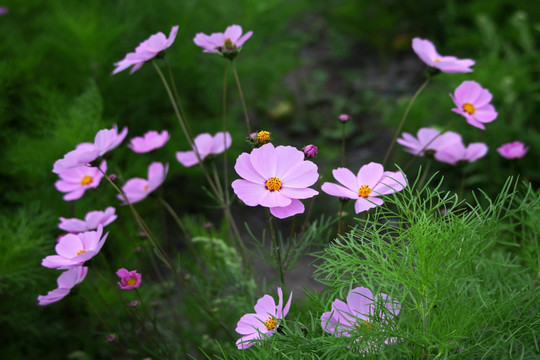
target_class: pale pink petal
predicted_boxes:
[321,182,357,199]
[234,153,266,184]
[210,132,232,155]
[347,287,373,317]
[250,143,277,179]
[273,146,305,179]
[357,162,384,188]
[465,143,488,162]
[232,179,267,206]
[253,294,277,317]
[176,151,199,167]
[332,168,358,192]
[236,31,253,48]
[224,25,243,43]
[354,197,381,213]
[280,161,319,188]
[192,133,215,160]
[279,187,318,199]
[258,190,291,208]
[270,199,304,219]
[236,332,261,349]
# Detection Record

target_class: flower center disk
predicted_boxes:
[264,317,277,331]
[80,176,93,186]
[76,249,87,256]
[358,185,371,198]
[127,277,138,286]
[463,102,476,115]
[256,131,271,144]
[265,177,282,192]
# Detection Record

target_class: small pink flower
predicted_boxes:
[0,6,9,16]
[42,225,108,269]
[236,287,292,349]
[113,25,179,75]
[128,130,170,153]
[303,144,318,158]
[55,161,107,201]
[53,125,128,173]
[116,268,142,290]
[176,132,232,167]
[339,114,350,123]
[435,141,488,165]
[321,163,406,214]
[194,25,253,59]
[450,81,498,130]
[412,37,475,73]
[118,162,168,204]
[231,143,319,219]
[497,141,529,159]
[38,266,88,306]
[59,207,117,233]
[397,128,461,156]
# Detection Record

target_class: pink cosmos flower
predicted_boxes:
[435,141,488,165]
[193,25,253,59]
[55,161,107,201]
[58,207,117,233]
[118,162,168,204]
[397,128,461,156]
[339,114,350,123]
[53,125,128,173]
[321,287,400,350]
[176,132,232,167]
[116,268,142,290]
[412,37,475,73]
[0,6,8,16]
[112,25,179,75]
[497,141,529,159]
[128,130,170,153]
[450,81,498,130]
[38,266,88,306]
[42,225,108,269]
[236,287,292,349]
[232,143,319,219]
[321,163,406,214]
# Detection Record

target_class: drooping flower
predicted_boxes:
[58,207,117,233]
[303,144,318,158]
[176,132,231,167]
[412,37,475,73]
[339,114,350,123]
[321,287,400,350]
[435,141,488,165]
[116,268,142,290]
[42,225,108,269]
[236,287,293,349]
[397,128,462,156]
[450,81,498,130]
[38,266,88,306]
[497,141,529,159]
[232,143,319,219]
[112,25,179,75]
[55,161,107,201]
[321,163,406,214]
[53,125,128,173]
[128,130,170,153]
[118,162,168,204]
[193,25,253,60]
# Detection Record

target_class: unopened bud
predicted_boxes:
[338,114,349,123]
[302,144,318,158]
[106,334,117,343]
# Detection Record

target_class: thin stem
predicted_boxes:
[341,122,346,167]
[164,59,193,140]
[222,62,231,208]
[266,209,285,288]
[383,77,431,166]
[337,201,344,235]
[231,60,251,134]
[416,159,432,191]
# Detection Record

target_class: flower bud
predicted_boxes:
[338,114,349,123]
[302,144,318,159]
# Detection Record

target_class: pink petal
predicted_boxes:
[224,25,243,43]
[347,287,373,317]
[354,197,382,213]
[176,151,199,167]
[210,132,232,155]
[250,143,277,179]
[192,133,215,160]
[231,179,267,206]
[357,162,384,188]
[279,187,318,199]
[270,199,304,219]
[56,234,84,258]
[280,161,319,188]
[234,153,266,184]
[273,146,305,179]
[332,168,358,192]
[254,294,277,317]
[258,190,291,208]
[236,31,253,48]
[321,182,357,199]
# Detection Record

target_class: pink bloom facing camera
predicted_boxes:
[231,143,319,219]
[116,268,142,290]
[412,37,475,73]
[497,141,529,159]
[450,81,498,130]
[113,26,179,75]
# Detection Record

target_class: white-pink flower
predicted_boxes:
[412,37,475,73]
[194,25,252,58]
[397,128,462,156]
[113,26,179,75]
[128,130,170,153]
[497,141,529,159]
[42,225,108,269]
[118,162,168,204]
[59,207,117,233]
[231,143,319,219]
[450,81,498,130]
[435,141,488,165]
[38,266,88,306]
[321,163,406,213]
[176,132,232,167]
[55,161,107,201]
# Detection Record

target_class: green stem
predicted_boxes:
[416,159,432,191]
[341,122,346,167]
[222,62,231,208]
[383,77,431,167]
[337,201,344,235]
[231,60,251,134]
[164,59,193,140]
[266,209,285,288]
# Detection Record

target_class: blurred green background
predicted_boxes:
[0,0,538,358]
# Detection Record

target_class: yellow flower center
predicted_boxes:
[256,131,271,144]
[265,177,282,192]
[463,102,475,115]
[80,175,93,186]
[76,249,87,256]
[224,38,235,50]
[143,184,148,191]
[358,185,371,198]
[127,277,138,286]
[264,317,277,331]
[357,319,371,331]
[433,58,442,63]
